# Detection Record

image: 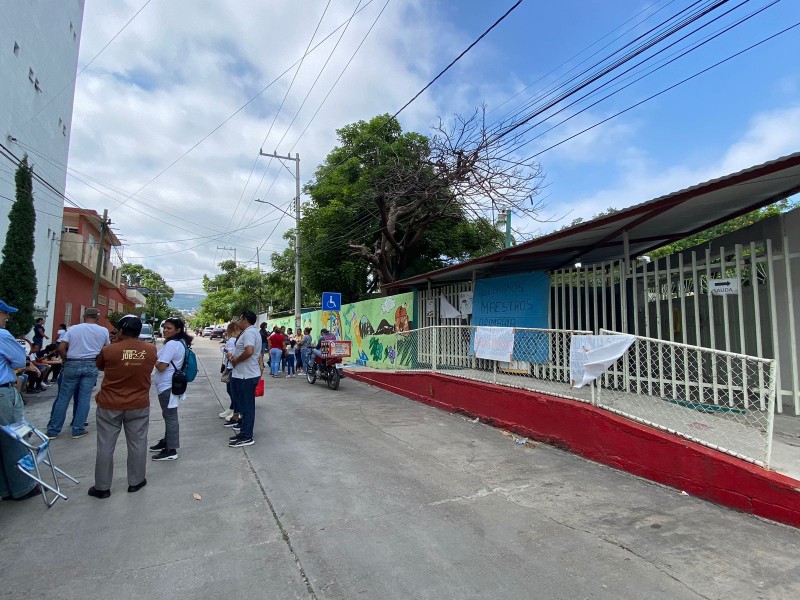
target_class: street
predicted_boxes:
[1,336,798,600]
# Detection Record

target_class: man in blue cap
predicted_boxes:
[0,299,41,501]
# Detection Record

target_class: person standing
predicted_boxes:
[268,326,285,378]
[300,328,313,373]
[259,322,269,357]
[32,317,48,349]
[88,316,157,499]
[219,321,240,422]
[0,299,41,501]
[150,317,193,462]
[227,311,261,448]
[55,323,67,343]
[46,307,110,440]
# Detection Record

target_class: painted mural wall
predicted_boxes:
[256,292,414,369]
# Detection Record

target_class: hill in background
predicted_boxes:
[170,293,205,312]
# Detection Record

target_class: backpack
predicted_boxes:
[170,340,198,395]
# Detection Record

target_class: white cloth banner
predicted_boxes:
[439,296,462,319]
[570,335,636,388]
[474,327,515,361]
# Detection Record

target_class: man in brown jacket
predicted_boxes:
[88,316,157,499]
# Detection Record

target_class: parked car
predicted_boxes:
[139,324,155,344]
[202,326,214,337]
[210,325,225,339]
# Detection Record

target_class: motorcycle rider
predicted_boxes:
[310,328,336,373]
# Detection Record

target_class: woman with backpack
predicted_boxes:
[150,317,193,461]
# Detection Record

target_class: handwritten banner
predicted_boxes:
[474,326,515,361]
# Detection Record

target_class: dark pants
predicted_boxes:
[231,377,259,439]
[226,380,236,412]
[48,363,62,382]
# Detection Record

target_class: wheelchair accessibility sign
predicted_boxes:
[322,292,342,311]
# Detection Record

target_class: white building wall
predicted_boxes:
[0,0,85,337]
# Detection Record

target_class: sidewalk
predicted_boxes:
[1,337,798,600]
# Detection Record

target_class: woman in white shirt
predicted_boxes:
[150,317,193,461]
[219,322,239,421]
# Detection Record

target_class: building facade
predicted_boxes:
[0,1,86,335]
[52,208,144,335]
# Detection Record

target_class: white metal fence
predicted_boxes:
[390,325,777,467]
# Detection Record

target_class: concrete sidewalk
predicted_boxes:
[1,336,798,600]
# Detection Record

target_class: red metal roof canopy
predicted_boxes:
[386,151,800,289]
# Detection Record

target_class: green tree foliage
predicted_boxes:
[302,114,522,299]
[195,259,266,325]
[649,199,798,258]
[120,263,174,321]
[0,157,38,337]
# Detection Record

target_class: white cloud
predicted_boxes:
[536,104,800,233]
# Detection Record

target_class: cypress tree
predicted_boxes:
[0,156,38,337]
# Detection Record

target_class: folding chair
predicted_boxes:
[1,419,79,507]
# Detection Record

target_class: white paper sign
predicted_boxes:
[570,335,636,388]
[709,277,740,296]
[440,296,462,319]
[474,327,515,361]
[459,292,474,315]
[425,299,435,318]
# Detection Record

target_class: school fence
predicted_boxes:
[390,326,777,468]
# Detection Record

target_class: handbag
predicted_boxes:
[255,378,265,397]
[220,369,232,383]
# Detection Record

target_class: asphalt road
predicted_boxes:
[2,336,798,600]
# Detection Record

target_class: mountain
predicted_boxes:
[170,293,205,312]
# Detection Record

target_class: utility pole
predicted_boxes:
[217,245,237,290]
[497,209,512,249]
[259,149,301,331]
[91,209,109,308]
[256,246,262,314]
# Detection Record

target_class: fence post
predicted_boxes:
[591,380,597,406]
[493,359,497,383]
[765,359,777,469]
[432,326,438,372]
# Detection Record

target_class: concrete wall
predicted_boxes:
[0,0,85,337]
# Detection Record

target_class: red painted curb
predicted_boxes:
[348,370,800,528]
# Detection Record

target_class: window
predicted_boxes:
[28,68,34,83]
[13,42,19,56]
[109,299,115,311]
[98,295,107,306]
[34,78,41,93]
[79,305,86,321]
[62,124,67,136]
[63,226,79,234]
[65,303,72,327]
[88,235,97,249]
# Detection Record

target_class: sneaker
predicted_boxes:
[71,431,89,439]
[39,383,49,389]
[45,433,59,440]
[228,437,254,447]
[149,439,167,452]
[219,408,234,419]
[228,433,242,442]
[152,449,178,461]
[223,419,241,428]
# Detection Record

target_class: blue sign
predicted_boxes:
[471,272,550,363]
[322,292,342,311]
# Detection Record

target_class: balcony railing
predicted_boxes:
[60,232,121,288]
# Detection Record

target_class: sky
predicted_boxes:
[50,0,800,293]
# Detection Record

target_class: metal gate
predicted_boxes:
[550,237,800,415]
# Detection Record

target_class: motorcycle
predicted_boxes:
[306,355,345,390]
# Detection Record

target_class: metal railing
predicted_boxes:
[388,326,776,467]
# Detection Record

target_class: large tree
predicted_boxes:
[0,156,38,337]
[121,263,174,320]
[302,112,544,296]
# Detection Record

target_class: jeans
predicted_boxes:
[157,389,180,449]
[226,380,236,412]
[269,349,282,377]
[0,386,36,499]
[231,376,259,439]
[286,354,295,375]
[47,360,98,437]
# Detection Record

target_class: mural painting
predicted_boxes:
[256,292,414,370]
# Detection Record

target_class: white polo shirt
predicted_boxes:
[62,323,110,359]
